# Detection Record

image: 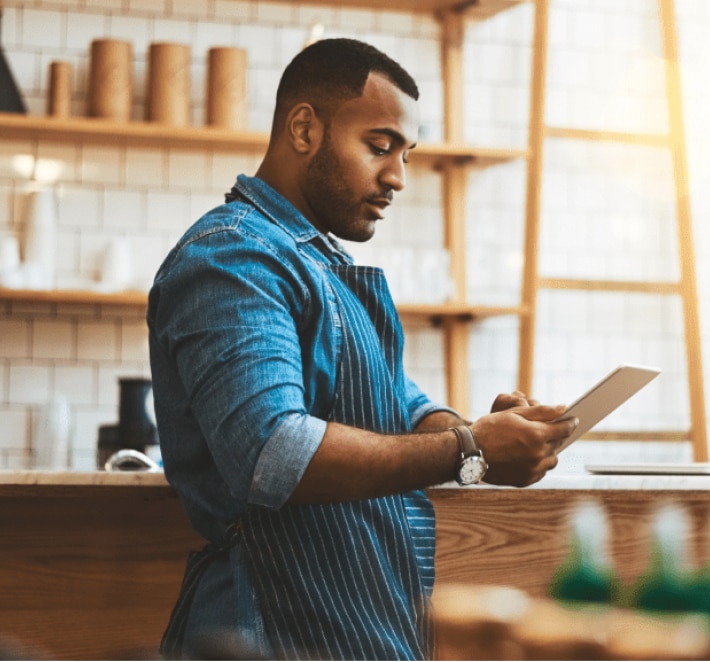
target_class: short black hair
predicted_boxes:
[271,38,419,133]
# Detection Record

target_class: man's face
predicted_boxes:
[302,72,420,242]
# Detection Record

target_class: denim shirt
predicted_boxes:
[147,175,454,656]
[148,174,449,540]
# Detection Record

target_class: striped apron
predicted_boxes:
[241,264,435,660]
[162,264,435,660]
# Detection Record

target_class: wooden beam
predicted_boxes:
[544,126,669,148]
[443,316,472,416]
[538,278,681,295]
[658,0,708,461]
[518,0,550,395]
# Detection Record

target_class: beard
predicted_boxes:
[303,129,377,242]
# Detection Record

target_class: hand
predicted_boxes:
[471,404,577,487]
[490,390,540,412]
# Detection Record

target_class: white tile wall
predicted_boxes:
[0,0,708,472]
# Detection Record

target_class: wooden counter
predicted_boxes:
[2,471,710,659]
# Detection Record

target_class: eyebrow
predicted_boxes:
[369,128,418,150]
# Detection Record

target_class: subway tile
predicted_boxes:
[145,190,191,232]
[79,230,116,282]
[0,320,31,359]
[569,10,606,49]
[124,147,166,188]
[238,25,277,66]
[8,363,52,405]
[107,15,152,52]
[375,11,416,37]
[170,0,210,20]
[37,143,80,184]
[253,2,294,24]
[194,20,238,56]
[1,8,22,49]
[189,191,220,220]
[32,319,75,360]
[54,364,95,406]
[278,25,309,65]
[66,10,109,52]
[0,409,29,452]
[22,9,65,50]
[127,0,166,15]
[76,319,120,361]
[58,184,101,229]
[126,233,168,291]
[167,150,210,189]
[212,0,253,22]
[79,144,125,185]
[296,5,337,28]
[83,0,124,12]
[102,188,145,230]
[6,50,40,96]
[120,321,149,363]
[151,17,194,44]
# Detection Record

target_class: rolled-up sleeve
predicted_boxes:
[151,216,332,511]
[404,375,459,429]
[250,413,327,508]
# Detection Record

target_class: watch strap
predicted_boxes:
[449,425,477,458]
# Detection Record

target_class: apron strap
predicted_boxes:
[160,521,243,659]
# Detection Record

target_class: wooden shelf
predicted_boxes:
[0,287,525,322]
[398,302,525,321]
[538,277,682,295]
[544,125,669,147]
[257,0,531,18]
[0,113,526,168]
[0,287,148,307]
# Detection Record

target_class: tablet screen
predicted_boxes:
[555,364,661,451]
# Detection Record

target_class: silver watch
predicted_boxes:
[450,425,488,485]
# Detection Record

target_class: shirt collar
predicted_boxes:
[231,174,353,264]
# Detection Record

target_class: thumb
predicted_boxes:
[516,403,568,422]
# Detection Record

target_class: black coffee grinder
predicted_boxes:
[97,377,159,468]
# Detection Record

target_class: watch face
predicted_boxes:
[457,455,486,485]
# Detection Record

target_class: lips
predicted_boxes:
[366,199,390,219]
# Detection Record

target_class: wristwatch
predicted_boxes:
[449,425,488,485]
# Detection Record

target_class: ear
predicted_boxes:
[286,103,324,155]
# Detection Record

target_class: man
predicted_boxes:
[148,38,576,661]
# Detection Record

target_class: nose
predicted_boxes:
[380,156,406,192]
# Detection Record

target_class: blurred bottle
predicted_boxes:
[628,502,700,612]
[33,395,71,470]
[549,500,620,605]
[22,187,58,289]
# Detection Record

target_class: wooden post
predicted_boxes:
[439,9,471,416]
[518,0,550,395]
[658,0,708,461]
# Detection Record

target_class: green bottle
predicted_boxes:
[629,503,699,612]
[549,500,619,605]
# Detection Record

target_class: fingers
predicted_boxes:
[491,390,533,412]
[484,452,559,487]
[515,403,568,422]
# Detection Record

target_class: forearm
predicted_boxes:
[414,409,469,432]
[289,421,460,504]
[288,402,578,504]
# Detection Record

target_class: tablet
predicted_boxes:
[555,364,661,451]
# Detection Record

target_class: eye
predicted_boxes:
[369,143,390,157]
